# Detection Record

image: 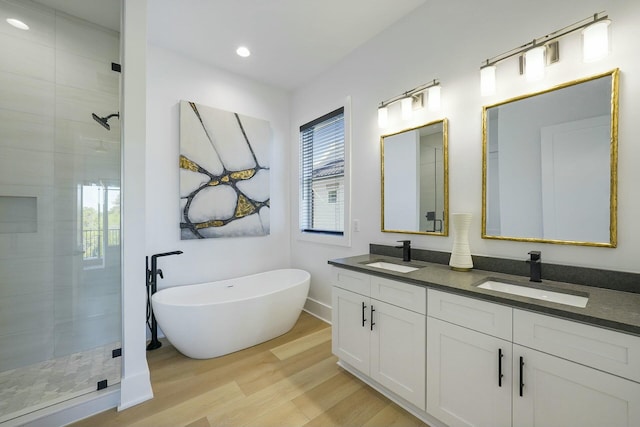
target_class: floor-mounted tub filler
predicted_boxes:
[151,269,310,359]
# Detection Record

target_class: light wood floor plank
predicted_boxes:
[270,327,332,360]
[303,385,389,427]
[291,369,364,419]
[127,381,245,427]
[71,312,429,427]
[185,416,211,427]
[206,356,340,426]
[230,400,310,427]
[235,340,333,396]
[363,403,429,427]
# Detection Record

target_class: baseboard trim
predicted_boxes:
[303,297,331,324]
[336,360,446,427]
[118,370,153,411]
[5,386,120,427]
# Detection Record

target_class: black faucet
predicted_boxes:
[396,240,411,262]
[146,250,183,350]
[526,251,542,282]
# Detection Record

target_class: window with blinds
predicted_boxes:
[299,107,345,235]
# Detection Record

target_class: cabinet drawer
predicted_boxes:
[370,276,426,314]
[332,267,370,296]
[514,309,640,382]
[428,289,512,340]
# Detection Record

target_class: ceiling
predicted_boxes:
[147,0,427,90]
[37,0,427,91]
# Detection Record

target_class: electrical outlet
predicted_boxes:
[353,219,360,232]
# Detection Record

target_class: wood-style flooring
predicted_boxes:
[71,312,429,427]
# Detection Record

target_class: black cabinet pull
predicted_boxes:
[362,301,367,327]
[498,348,504,387]
[519,356,525,397]
[370,305,376,331]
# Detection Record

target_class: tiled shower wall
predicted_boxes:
[0,0,121,372]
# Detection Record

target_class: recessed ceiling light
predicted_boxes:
[236,46,251,58]
[6,18,29,30]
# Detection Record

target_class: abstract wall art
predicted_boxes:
[179,101,271,239]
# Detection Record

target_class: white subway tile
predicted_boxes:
[0,33,55,81]
[0,290,54,336]
[55,84,118,124]
[56,50,118,94]
[0,329,54,371]
[0,257,53,297]
[0,109,54,153]
[55,14,119,63]
[0,71,54,117]
[0,146,54,187]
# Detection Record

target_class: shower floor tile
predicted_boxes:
[0,342,120,424]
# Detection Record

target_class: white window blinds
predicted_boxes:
[299,107,345,235]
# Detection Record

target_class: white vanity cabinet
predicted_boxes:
[427,289,513,427]
[512,309,640,427]
[427,288,640,427]
[331,267,426,409]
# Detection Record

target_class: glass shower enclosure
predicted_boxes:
[0,0,121,421]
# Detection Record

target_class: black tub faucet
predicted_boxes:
[396,240,411,262]
[526,251,542,282]
[146,250,183,350]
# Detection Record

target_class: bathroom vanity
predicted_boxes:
[329,254,640,427]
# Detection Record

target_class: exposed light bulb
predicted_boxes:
[525,46,545,82]
[582,20,610,62]
[480,65,496,96]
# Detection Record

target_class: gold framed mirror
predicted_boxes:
[381,118,449,236]
[482,69,619,247]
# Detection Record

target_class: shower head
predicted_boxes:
[92,112,119,131]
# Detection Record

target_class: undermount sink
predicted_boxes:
[365,261,419,273]
[477,280,588,308]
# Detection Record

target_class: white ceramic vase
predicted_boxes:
[449,213,473,271]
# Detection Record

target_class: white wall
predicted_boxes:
[290,0,640,317]
[145,46,291,289]
[120,0,151,411]
[121,7,292,409]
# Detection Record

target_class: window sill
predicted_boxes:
[296,229,351,247]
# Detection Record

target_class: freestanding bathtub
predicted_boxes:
[151,269,310,359]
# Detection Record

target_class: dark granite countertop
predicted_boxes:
[328,254,640,337]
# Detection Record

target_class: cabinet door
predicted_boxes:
[427,317,512,427]
[370,299,426,410]
[513,344,640,427]
[332,287,370,373]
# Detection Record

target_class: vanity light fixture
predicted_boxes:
[583,17,611,62]
[524,44,546,82]
[479,11,610,95]
[377,79,440,128]
[428,84,441,111]
[400,96,414,120]
[377,106,389,128]
[480,64,496,96]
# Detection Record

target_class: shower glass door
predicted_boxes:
[0,0,121,421]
